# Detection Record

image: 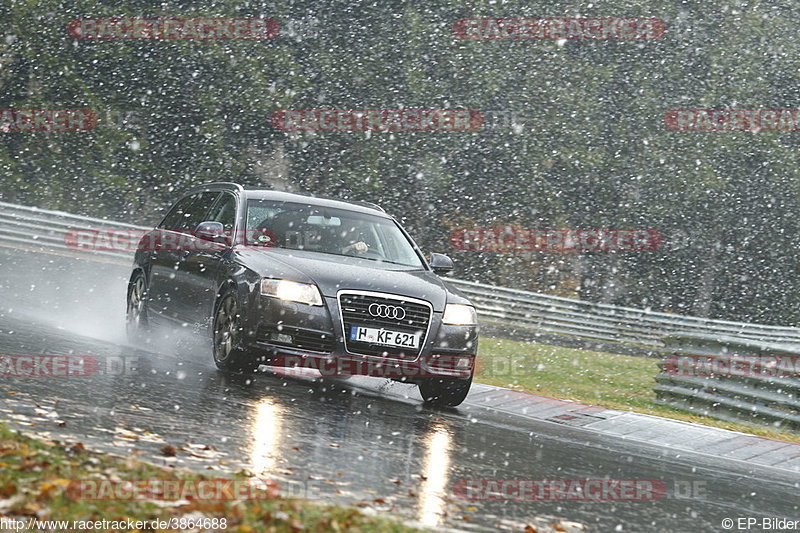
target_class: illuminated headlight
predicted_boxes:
[442,303,478,326]
[261,279,323,306]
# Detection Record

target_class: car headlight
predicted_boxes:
[261,279,323,306]
[442,303,478,325]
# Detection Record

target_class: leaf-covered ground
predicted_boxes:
[0,424,425,532]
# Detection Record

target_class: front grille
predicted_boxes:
[339,291,432,359]
[260,324,335,353]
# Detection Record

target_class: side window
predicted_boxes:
[207,193,237,234]
[159,195,196,230]
[183,192,221,232]
[158,192,220,232]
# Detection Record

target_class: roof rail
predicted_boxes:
[191,182,245,192]
[274,189,387,213]
[348,199,385,212]
[189,184,386,213]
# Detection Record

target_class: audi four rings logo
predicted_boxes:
[368,303,406,320]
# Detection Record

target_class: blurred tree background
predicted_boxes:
[1,0,799,324]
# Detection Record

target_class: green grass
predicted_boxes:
[0,424,424,532]
[475,337,800,444]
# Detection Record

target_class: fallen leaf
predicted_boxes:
[160,445,177,457]
[69,442,85,453]
[38,478,69,498]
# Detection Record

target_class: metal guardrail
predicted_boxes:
[4,200,800,349]
[0,200,143,262]
[445,278,800,348]
[654,334,800,431]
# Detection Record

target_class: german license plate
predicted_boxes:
[349,326,420,349]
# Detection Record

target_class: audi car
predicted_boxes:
[126,182,479,406]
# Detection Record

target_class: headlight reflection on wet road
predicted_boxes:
[248,398,284,477]
[417,423,453,527]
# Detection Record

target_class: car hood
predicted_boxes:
[234,247,451,311]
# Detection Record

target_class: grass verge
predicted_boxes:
[0,424,423,532]
[475,336,800,444]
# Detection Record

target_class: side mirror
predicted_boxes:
[194,221,225,242]
[429,253,454,274]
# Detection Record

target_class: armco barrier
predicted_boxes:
[654,334,800,431]
[3,200,800,350]
[0,200,142,262]
[444,279,800,348]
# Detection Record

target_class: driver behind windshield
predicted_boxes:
[335,225,370,255]
[255,211,370,256]
[246,200,423,268]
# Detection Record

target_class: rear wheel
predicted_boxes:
[212,290,259,373]
[418,377,472,407]
[126,272,149,343]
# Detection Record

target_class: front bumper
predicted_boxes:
[242,293,478,379]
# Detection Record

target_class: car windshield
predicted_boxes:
[246,199,424,268]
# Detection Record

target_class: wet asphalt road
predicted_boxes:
[0,246,798,532]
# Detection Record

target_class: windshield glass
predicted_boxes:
[246,199,424,268]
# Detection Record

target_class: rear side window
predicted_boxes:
[159,192,220,232]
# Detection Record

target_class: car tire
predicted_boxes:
[212,289,259,373]
[126,271,150,343]
[418,376,472,407]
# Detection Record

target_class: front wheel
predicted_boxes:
[418,377,472,407]
[212,290,259,373]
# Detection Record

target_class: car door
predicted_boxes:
[148,193,195,321]
[148,191,219,323]
[179,191,238,326]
